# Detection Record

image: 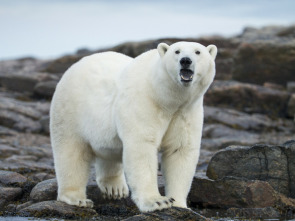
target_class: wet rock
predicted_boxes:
[226,207,280,219]
[18,200,98,218]
[123,207,208,221]
[205,80,290,117]
[232,42,295,86]
[0,170,27,186]
[34,80,58,98]
[287,94,295,118]
[30,178,57,202]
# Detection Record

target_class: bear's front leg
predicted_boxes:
[123,140,174,212]
[161,146,200,208]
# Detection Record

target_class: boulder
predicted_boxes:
[34,80,58,98]
[204,80,290,117]
[0,170,27,186]
[232,42,295,86]
[189,175,295,211]
[30,178,57,202]
[0,187,22,201]
[204,106,274,131]
[206,141,295,197]
[18,200,97,219]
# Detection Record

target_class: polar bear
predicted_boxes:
[50,41,217,212]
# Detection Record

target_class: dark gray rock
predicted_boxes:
[34,80,57,98]
[204,80,291,117]
[232,42,295,86]
[206,144,289,195]
[18,200,98,218]
[0,74,40,93]
[206,141,295,198]
[189,176,277,208]
[16,201,34,211]
[287,94,295,118]
[287,82,295,93]
[0,187,22,200]
[39,116,49,134]
[0,144,19,158]
[204,106,275,131]
[226,207,280,219]
[0,170,27,186]
[30,178,57,202]
[123,207,207,221]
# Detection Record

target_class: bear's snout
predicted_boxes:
[180,57,192,68]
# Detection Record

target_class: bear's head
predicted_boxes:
[157,41,217,87]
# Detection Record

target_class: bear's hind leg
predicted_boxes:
[54,138,94,208]
[95,158,129,200]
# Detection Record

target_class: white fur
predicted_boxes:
[50,42,217,212]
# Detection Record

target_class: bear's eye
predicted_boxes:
[175,50,180,54]
[195,51,201,55]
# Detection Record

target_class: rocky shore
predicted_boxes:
[0,25,295,220]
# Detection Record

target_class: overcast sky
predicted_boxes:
[1,0,295,60]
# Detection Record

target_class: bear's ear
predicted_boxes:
[207,45,217,60]
[157,43,170,57]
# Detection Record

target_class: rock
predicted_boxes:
[0,109,42,132]
[189,176,277,208]
[282,140,295,198]
[39,116,49,134]
[206,144,289,195]
[0,187,22,201]
[287,82,295,93]
[204,80,290,117]
[226,207,280,219]
[0,96,50,133]
[30,178,57,202]
[0,170,27,186]
[204,106,274,131]
[0,75,39,93]
[0,144,19,158]
[263,82,285,91]
[34,80,58,98]
[28,172,55,183]
[123,207,208,221]
[206,141,295,198]
[18,200,98,218]
[287,94,295,118]
[16,201,34,211]
[0,73,56,94]
[232,42,295,86]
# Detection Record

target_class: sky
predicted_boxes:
[0,0,295,60]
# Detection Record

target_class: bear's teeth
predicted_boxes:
[190,75,193,79]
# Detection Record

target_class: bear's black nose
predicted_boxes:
[180,57,192,68]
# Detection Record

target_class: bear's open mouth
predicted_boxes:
[180,69,194,82]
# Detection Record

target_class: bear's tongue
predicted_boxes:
[180,69,194,82]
